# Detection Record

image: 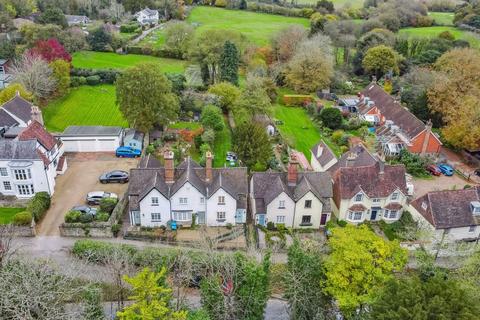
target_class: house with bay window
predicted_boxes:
[250,155,333,229]
[128,151,247,227]
[0,121,66,198]
[332,161,408,223]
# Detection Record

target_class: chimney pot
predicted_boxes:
[164,150,175,183]
[287,155,298,186]
[205,151,213,182]
[30,105,44,126]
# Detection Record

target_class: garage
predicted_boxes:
[59,126,124,152]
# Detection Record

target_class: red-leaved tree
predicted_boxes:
[27,38,72,63]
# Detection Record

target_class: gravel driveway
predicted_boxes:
[36,153,139,236]
[412,174,475,198]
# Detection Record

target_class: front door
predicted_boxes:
[320,213,328,226]
[197,212,205,224]
[371,210,377,221]
[257,214,265,226]
[133,211,140,226]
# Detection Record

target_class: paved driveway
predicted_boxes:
[412,174,476,198]
[36,153,139,236]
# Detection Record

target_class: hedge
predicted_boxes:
[13,211,32,226]
[27,192,51,222]
[70,68,120,84]
[99,198,118,214]
[86,75,101,85]
[246,2,313,18]
[282,94,313,106]
[125,46,181,59]
[65,210,82,223]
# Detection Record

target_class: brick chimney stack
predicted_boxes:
[205,151,213,182]
[287,155,298,186]
[164,150,175,184]
[30,105,44,125]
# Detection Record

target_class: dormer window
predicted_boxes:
[354,193,363,202]
[391,192,399,201]
[421,202,428,210]
[471,201,480,215]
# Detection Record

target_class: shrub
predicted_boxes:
[71,76,87,87]
[120,22,140,33]
[282,94,313,106]
[226,223,233,230]
[318,107,343,130]
[95,211,110,222]
[13,211,32,226]
[99,198,118,214]
[28,192,51,222]
[266,221,276,231]
[86,75,101,85]
[337,220,347,227]
[111,223,121,237]
[65,210,82,223]
[331,130,345,144]
[79,213,94,223]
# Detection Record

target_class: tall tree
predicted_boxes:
[49,59,70,95]
[0,83,33,104]
[87,27,112,52]
[27,38,72,63]
[207,82,241,111]
[362,45,401,79]
[271,25,307,63]
[11,53,57,99]
[116,63,179,132]
[201,105,224,132]
[284,239,332,320]
[117,267,187,320]
[232,122,272,170]
[323,225,407,316]
[219,41,239,86]
[38,7,68,28]
[164,21,195,59]
[233,76,272,123]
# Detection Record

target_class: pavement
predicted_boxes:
[36,153,139,236]
[412,173,473,198]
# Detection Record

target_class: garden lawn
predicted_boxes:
[0,207,24,224]
[187,7,309,45]
[295,0,364,7]
[44,85,128,132]
[428,12,454,26]
[398,26,480,48]
[273,104,341,160]
[72,51,187,72]
[169,121,201,130]
[213,116,232,167]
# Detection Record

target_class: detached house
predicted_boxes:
[135,8,159,25]
[128,151,247,227]
[410,187,480,242]
[251,156,333,228]
[356,83,442,157]
[332,161,408,223]
[0,94,40,131]
[0,121,66,198]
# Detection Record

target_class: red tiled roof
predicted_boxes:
[18,120,57,150]
[349,204,367,211]
[384,202,403,210]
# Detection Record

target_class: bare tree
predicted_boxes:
[11,53,57,99]
[0,225,18,268]
[170,250,195,311]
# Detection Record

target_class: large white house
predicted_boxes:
[0,121,66,198]
[250,155,333,229]
[128,152,247,227]
[134,8,159,25]
[410,187,480,243]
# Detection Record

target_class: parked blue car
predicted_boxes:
[115,146,141,158]
[438,164,454,176]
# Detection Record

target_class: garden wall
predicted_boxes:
[0,220,36,237]
[59,193,126,238]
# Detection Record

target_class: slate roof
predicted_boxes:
[0,139,40,160]
[129,157,248,211]
[139,154,162,169]
[411,187,480,229]
[311,140,336,168]
[333,162,407,206]
[0,109,19,128]
[328,143,377,174]
[18,121,58,150]
[125,129,144,141]
[62,126,123,136]
[359,83,426,139]
[1,95,33,124]
[251,171,333,213]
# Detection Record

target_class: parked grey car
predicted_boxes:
[71,205,98,216]
[86,191,118,205]
[99,170,129,184]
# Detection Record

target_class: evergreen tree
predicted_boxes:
[219,41,239,86]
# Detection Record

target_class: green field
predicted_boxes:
[0,207,24,225]
[72,51,187,72]
[187,7,308,45]
[213,116,232,167]
[44,85,127,132]
[273,105,340,160]
[428,12,454,26]
[399,26,480,48]
[296,0,364,8]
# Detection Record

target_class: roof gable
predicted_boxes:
[18,120,58,150]
[2,95,33,124]
[311,140,336,167]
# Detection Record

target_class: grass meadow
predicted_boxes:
[44,85,127,132]
[72,51,186,72]
[428,12,454,26]
[0,208,25,224]
[398,26,480,48]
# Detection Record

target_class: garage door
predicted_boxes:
[97,139,117,151]
[62,137,119,152]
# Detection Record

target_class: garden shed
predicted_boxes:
[59,126,124,152]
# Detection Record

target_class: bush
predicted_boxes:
[282,94,313,106]
[79,213,94,223]
[71,68,120,84]
[65,210,82,223]
[120,22,140,33]
[28,192,51,222]
[111,223,121,237]
[99,198,118,214]
[394,149,429,177]
[95,211,110,222]
[337,220,347,227]
[71,76,87,87]
[318,107,343,130]
[266,221,276,231]
[13,211,32,226]
[226,223,233,229]
[86,75,101,85]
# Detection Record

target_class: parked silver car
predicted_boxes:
[71,205,98,216]
[86,191,118,205]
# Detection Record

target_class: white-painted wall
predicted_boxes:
[206,189,236,226]
[293,191,325,228]
[138,189,170,227]
[170,182,205,215]
[61,136,121,152]
[265,192,295,227]
[0,160,51,198]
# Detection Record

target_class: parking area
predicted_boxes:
[36,153,139,236]
[412,174,474,198]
